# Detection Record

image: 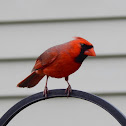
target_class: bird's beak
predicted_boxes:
[84,48,96,56]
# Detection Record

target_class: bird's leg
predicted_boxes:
[65,76,72,96]
[43,76,49,97]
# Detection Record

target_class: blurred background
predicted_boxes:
[0,0,126,125]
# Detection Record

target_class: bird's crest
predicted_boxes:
[74,36,92,46]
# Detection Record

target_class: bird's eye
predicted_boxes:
[80,43,85,47]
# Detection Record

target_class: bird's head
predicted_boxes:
[70,37,96,63]
[74,37,96,56]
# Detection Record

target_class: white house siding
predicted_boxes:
[1,20,126,59]
[0,0,126,126]
[0,0,126,21]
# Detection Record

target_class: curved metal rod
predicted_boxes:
[0,89,126,126]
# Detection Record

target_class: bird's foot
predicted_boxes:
[43,86,49,97]
[65,85,72,96]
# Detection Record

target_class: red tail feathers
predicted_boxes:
[17,71,45,88]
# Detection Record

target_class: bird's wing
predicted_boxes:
[32,47,59,71]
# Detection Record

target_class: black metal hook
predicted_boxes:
[0,89,126,126]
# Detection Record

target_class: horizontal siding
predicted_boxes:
[0,57,126,96]
[0,1,126,125]
[0,0,126,21]
[0,96,126,125]
[1,19,126,59]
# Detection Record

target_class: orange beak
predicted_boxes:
[84,48,96,56]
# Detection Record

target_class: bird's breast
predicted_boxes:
[43,52,81,78]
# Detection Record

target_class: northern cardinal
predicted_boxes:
[17,37,96,97]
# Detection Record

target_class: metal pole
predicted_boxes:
[0,89,126,126]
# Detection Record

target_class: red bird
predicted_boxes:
[17,37,96,97]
